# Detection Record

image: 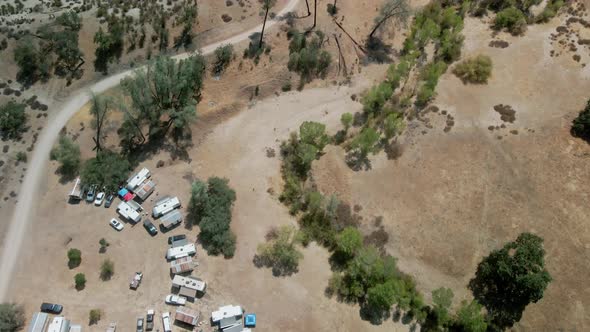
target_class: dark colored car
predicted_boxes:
[40,302,63,314]
[143,219,158,236]
[167,234,186,245]
[104,194,115,208]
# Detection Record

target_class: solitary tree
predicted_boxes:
[369,0,410,40]
[258,0,277,48]
[469,233,552,330]
[0,102,27,140]
[50,136,81,179]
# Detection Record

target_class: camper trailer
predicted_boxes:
[160,210,182,230]
[68,178,82,201]
[126,168,150,191]
[166,243,196,260]
[117,201,141,223]
[152,196,181,218]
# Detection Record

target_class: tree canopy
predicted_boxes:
[469,232,552,330]
[119,54,206,151]
[80,150,130,192]
[0,303,25,331]
[0,102,27,140]
[255,225,303,276]
[572,99,590,142]
[50,135,81,179]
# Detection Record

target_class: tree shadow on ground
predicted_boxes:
[365,37,395,63]
[252,254,299,277]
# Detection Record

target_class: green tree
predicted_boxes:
[93,18,124,73]
[74,273,86,290]
[431,287,454,328]
[89,309,102,325]
[453,55,493,84]
[14,37,51,85]
[67,248,82,268]
[89,95,114,153]
[350,127,380,159]
[0,303,25,331]
[299,121,330,151]
[212,44,234,75]
[259,0,277,48]
[81,150,130,192]
[255,225,303,276]
[174,1,198,49]
[196,177,238,257]
[50,136,81,179]
[188,179,208,225]
[494,7,527,35]
[572,99,590,142]
[0,102,27,140]
[120,54,206,149]
[362,83,393,116]
[100,259,114,280]
[335,226,363,259]
[383,112,404,139]
[455,300,487,332]
[469,232,552,330]
[341,112,353,131]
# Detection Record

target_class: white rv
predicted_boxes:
[160,210,182,230]
[126,167,150,191]
[152,196,181,218]
[117,201,141,223]
[166,243,196,260]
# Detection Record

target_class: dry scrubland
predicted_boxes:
[1,0,590,331]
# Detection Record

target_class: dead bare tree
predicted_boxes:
[333,33,347,75]
[368,0,410,40]
[89,94,112,153]
[333,19,366,54]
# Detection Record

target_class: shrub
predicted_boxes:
[535,0,564,23]
[362,82,393,116]
[572,99,590,142]
[287,29,332,85]
[89,309,102,325]
[494,7,527,35]
[99,238,109,253]
[254,225,303,276]
[15,151,27,162]
[341,113,353,131]
[67,248,82,268]
[452,55,493,84]
[100,259,114,280]
[50,136,81,178]
[0,102,27,140]
[327,3,338,16]
[281,81,292,92]
[0,303,25,331]
[74,273,86,290]
[212,44,234,75]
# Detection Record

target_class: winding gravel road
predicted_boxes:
[0,0,300,301]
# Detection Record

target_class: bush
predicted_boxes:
[287,29,332,85]
[535,0,564,23]
[100,259,114,280]
[99,238,109,253]
[0,102,27,140]
[89,309,102,325]
[281,81,292,92]
[254,225,303,276]
[0,303,25,331]
[74,273,86,290]
[67,248,82,268]
[340,113,353,131]
[327,3,338,16]
[212,44,234,75]
[15,151,27,163]
[494,7,527,35]
[50,136,81,178]
[362,82,393,116]
[572,99,590,142]
[452,55,493,84]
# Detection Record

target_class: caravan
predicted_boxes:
[126,167,150,191]
[117,202,141,223]
[166,243,196,260]
[152,196,181,218]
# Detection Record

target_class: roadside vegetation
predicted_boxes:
[453,55,493,84]
[0,303,25,331]
[0,102,27,140]
[50,136,81,180]
[189,177,237,258]
[572,99,590,142]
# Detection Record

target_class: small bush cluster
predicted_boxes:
[452,55,493,84]
[100,259,114,281]
[494,7,527,35]
[535,0,565,23]
[50,135,81,179]
[67,248,82,269]
[255,225,303,276]
[212,44,234,76]
[189,177,237,258]
[0,101,27,140]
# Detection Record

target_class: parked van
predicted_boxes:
[152,196,181,218]
[161,312,172,332]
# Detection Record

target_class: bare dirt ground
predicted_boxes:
[312,11,590,332]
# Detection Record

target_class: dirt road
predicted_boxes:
[0,0,300,302]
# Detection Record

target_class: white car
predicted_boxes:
[161,312,172,332]
[165,294,187,305]
[109,218,124,231]
[94,192,105,206]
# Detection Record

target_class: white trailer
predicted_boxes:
[126,167,150,191]
[166,243,196,260]
[152,196,181,218]
[28,312,48,332]
[169,256,196,275]
[117,201,141,223]
[68,177,82,201]
[160,210,183,230]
